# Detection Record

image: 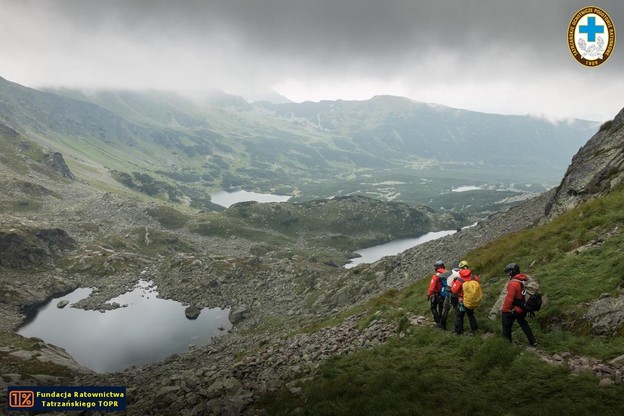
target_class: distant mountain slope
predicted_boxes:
[46,86,599,180]
[265,95,596,171]
[0,77,145,146]
[0,76,600,214]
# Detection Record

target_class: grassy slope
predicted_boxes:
[259,184,624,415]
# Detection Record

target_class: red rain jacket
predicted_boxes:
[427,267,447,297]
[502,273,529,313]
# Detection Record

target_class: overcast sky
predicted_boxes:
[1,0,622,121]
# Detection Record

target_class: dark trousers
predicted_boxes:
[429,295,444,325]
[455,306,477,334]
[440,295,458,330]
[502,311,537,345]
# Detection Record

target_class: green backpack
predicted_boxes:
[458,275,483,309]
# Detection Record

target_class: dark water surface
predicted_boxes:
[18,281,231,373]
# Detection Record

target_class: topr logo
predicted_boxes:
[568,6,616,67]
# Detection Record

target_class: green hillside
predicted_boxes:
[218,195,465,251]
[0,77,596,217]
[259,183,624,415]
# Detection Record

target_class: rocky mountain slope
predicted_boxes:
[545,107,624,218]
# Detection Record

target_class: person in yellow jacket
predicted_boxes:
[450,261,479,335]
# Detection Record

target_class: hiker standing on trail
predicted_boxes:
[501,263,538,346]
[439,260,460,330]
[450,261,479,335]
[426,260,447,328]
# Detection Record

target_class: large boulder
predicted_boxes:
[584,295,624,336]
[229,305,250,325]
[35,228,77,254]
[184,304,201,320]
[44,152,75,179]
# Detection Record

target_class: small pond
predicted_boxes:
[211,190,291,208]
[452,185,483,192]
[18,280,231,373]
[345,229,457,268]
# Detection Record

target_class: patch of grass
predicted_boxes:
[114,228,193,255]
[0,332,42,351]
[599,119,613,132]
[0,199,43,212]
[191,214,287,247]
[0,351,75,379]
[146,205,189,229]
[79,222,100,233]
[259,329,624,415]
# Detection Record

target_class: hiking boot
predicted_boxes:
[529,341,538,347]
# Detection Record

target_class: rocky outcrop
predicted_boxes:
[0,229,53,268]
[35,228,77,254]
[583,294,624,336]
[0,122,20,138]
[0,335,93,390]
[545,107,624,219]
[44,151,75,179]
[0,228,76,268]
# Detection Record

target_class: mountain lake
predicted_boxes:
[345,229,457,268]
[211,190,291,208]
[18,280,231,373]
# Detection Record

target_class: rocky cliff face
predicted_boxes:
[545,107,624,219]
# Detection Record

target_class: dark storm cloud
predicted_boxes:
[1,0,622,120]
[34,0,618,66]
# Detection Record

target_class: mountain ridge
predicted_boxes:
[1,76,598,209]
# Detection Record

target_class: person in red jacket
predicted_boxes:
[438,261,460,330]
[426,260,447,327]
[450,260,479,335]
[501,263,537,346]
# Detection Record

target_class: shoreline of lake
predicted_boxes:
[18,280,232,373]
